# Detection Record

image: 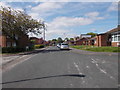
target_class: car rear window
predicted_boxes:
[61,44,68,45]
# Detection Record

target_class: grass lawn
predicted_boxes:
[71,45,120,52]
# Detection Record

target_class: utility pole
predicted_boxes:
[42,21,46,45]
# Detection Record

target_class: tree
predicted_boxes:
[87,32,97,37]
[57,37,63,43]
[64,37,69,41]
[52,39,57,41]
[70,38,74,41]
[1,7,44,46]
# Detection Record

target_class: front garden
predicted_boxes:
[71,45,120,52]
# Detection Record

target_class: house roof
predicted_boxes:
[89,36,96,40]
[30,37,39,40]
[106,27,120,34]
[76,37,91,41]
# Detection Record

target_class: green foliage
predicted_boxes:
[34,44,44,49]
[52,39,57,41]
[71,45,120,52]
[64,38,69,41]
[2,47,26,53]
[70,38,74,41]
[1,7,44,43]
[87,32,97,37]
[57,37,63,43]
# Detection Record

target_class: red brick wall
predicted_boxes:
[19,35,29,47]
[76,38,87,45]
[99,34,108,46]
[0,35,7,47]
[95,36,99,46]
[0,34,30,48]
[95,34,108,47]
[112,42,120,47]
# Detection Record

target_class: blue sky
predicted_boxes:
[0,2,118,40]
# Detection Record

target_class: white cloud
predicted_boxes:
[15,8,24,12]
[31,2,63,12]
[86,12,99,17]
[49,17,93,28]
[1,0,119,2]
[29,2,66,19]
[85,12,104,20]
[0,2,11,9]
[45,12,105,40]
[0,2,24,12]
[107,2,118,12]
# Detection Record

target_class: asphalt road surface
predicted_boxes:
[2,46,118,88]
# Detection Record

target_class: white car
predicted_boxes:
[60,43,69,50]
[57,43,61,48]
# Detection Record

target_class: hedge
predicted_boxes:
[34,44,44,49]
[2,47,26,53]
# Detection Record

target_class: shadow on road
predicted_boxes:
[2,74,85,85]
[41,49,72,53]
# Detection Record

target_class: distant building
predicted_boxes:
[80,34,92,39]
[71,26,120,47]
[30,37,46,45]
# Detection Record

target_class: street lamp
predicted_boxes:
[42,21,47,45]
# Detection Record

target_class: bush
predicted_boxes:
[2,47,26,53]
[34,44,44,49]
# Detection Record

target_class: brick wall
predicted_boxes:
[19,35,30,48]
[0,35,6,47]
[95,34,108,47]
[0,34,30,48]
[112,42,120,47]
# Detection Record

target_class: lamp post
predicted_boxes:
[42,21,46,45]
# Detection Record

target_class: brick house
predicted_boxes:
[0,32,30,48]
[73,34,92,45]
[72,27,120,47]
[93,27,120,47]
[84,37,96,46]
[30,37,45,45]
[75,38,90,45]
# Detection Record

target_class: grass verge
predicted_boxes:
[71,45,120,52]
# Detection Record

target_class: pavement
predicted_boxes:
[1,46,119,88]
[1,47,47,72]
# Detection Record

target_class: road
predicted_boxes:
[2,46,118,88]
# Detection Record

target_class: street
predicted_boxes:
[2,46,118,88]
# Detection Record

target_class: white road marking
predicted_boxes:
[70,83,73,86]
[99,69,107,74]
[90,58,115,80]
[73,62,82,75]
[73,62,86,84]
[86,66,90,69]
[82,80,85,84]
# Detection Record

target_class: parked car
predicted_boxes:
[57,43,61,48]
[60,43,69,50]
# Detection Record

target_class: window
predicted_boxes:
[7,42,11,47]
[15,34,18,40]
[12,42,16,47]
[112,34,120,42]
[94,40,96,44]
[118,36,120,41]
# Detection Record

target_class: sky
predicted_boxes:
[0,2,118,40]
